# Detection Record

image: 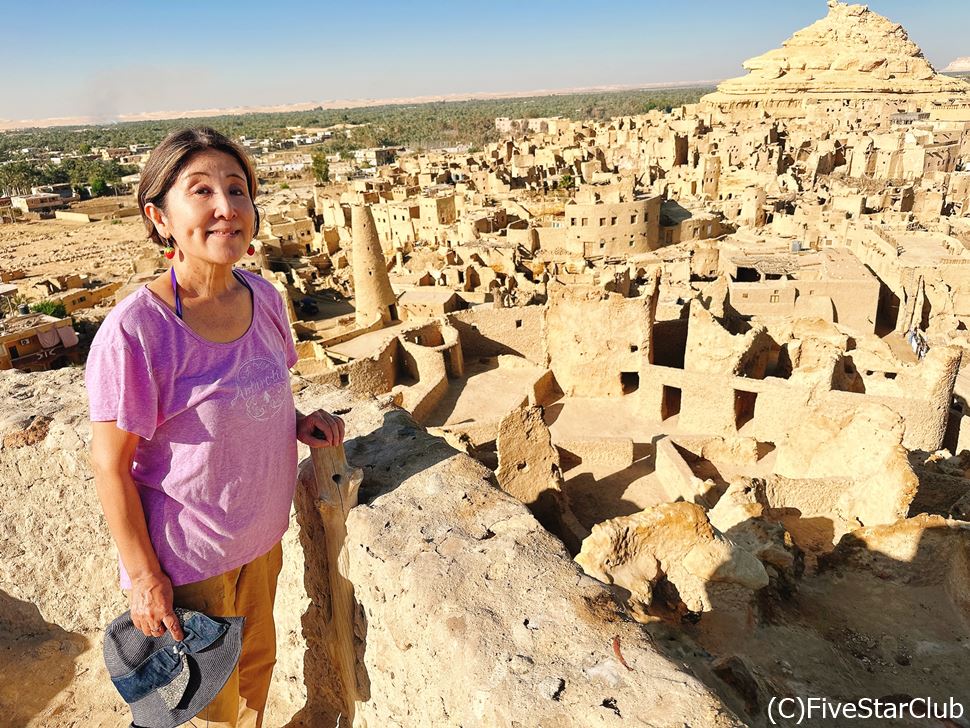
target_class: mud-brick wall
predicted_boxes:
[396,340,449,423]
[546,289,652,398]
[814,344,960,452]
[641,363,796,441]
[825,390,950,453]
[296,337,399,396]
[448,305,548,365]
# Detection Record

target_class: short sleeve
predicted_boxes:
[85,339,159,440]
[285,330,298,369]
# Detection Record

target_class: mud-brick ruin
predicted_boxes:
[5,2,970,726]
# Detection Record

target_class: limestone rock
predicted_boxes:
[703,1,969,106]
[322,406,745,728]
[495,405,588,552]
[824,515,970,601]
[708,477,773,533]
[576,502,769,619]
[708,478,802,580]
[0,369,743,727]
[683,537,769,590]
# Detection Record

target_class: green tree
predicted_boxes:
[30,300,68,318]
[89,177,109,196]
[62,159,93,190]
[0,86,714,168]
[311,152,330,183]
[42,165,70,185]
[0,161,40,194]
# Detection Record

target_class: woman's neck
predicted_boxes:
[171,255,237,302]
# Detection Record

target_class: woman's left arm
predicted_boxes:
[296,408,345,448]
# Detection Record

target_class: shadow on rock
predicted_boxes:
[0,588,89,726]
[348,408,462,503]
[657,515,970,727]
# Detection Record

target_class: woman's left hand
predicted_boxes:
[297,409,345,448]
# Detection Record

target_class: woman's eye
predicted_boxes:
[194,187,210,195]
[230,188,244,196]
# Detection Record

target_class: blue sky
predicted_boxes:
[4,0,968,122]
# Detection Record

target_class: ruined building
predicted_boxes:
[5,1,970,726]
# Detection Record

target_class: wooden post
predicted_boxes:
[309,443,364,725]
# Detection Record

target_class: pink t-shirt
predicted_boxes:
[85,269,299,588]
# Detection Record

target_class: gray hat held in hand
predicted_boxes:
[103,607,244,728]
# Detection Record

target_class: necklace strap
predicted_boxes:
[170,266,183,319]
[170,268,250,321]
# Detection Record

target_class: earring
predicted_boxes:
[247,243,256,256]
[163,243,175,260]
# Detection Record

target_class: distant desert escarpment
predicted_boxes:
[945,56,970,73]
[0,79,718,132]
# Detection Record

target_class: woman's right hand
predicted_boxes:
[129,571,185,641]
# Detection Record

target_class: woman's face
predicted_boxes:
[151,149,256,266]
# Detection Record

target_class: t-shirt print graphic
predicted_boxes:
[233,357,287,421]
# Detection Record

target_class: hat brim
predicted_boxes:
[127,616,244,728]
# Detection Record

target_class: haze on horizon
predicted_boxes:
[5,0,969,124]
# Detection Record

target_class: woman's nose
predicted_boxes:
[213,191,236,219]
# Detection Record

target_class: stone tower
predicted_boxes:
[351,204,397,327]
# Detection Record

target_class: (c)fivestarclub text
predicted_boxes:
[767,696,965,724]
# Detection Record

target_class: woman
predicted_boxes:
[87,127,343,728]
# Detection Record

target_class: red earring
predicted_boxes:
[163,245,175,260]
[247,243,256,256]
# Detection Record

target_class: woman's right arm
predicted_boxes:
[90,420,184,641]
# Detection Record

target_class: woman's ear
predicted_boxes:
[144,202,169,240]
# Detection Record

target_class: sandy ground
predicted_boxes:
[423,357,547,429]
[0,217,151,297]
[655,563,970,728]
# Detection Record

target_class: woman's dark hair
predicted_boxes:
[137,127,260,246]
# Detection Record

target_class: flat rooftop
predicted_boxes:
[884,231,970,265]
[725,243,874,282]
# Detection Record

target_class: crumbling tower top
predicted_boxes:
[351,204,398,327]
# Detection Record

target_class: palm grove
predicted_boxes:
[0,87,711,196]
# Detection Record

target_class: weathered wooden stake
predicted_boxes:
[310,443,364,725]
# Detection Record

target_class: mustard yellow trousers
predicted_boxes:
[172,540,284,728]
